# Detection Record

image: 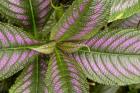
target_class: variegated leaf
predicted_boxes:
[69,29,140,85]
[10,59,48,93]
[50,0,112,41]
[0,23,39,80]
[109,0,140,22]
[46,49,88,93]
[0,0,51,30]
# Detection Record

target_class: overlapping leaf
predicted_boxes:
[50,0,112,41]
[10,59,48,93]
[109,0,140,22]
[41,12,56,40]
[109,12,140,29]
[0,23,40,80]
[0,0,51,30]
[69,29,140,85]
[46,49,88,93]
[119,13,140,28]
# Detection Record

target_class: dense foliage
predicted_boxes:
[0,0,140,93]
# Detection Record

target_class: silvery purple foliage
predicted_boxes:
[0,0,51,29]
[10,59,48,93]
[50,0,111,41]
[0,23,39,80]
[0,0,140,93]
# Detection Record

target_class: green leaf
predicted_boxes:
[9,59,48,93]
[109,0,140,22]
[0,23,40,80]
[46,49,88,93]
[40,12,56,40]
[31,41,56,54]
[50,0,112,41]
[0,0,51,31]
[69,29,140,85]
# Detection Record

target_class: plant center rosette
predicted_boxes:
[31,40,89,54]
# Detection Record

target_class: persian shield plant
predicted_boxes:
[0,0,140,93]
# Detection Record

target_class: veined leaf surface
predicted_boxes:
[0,23,40,80]
[109,0,140,22]
[50,0,111,41]
[119,13,140,28]
[69,29,140,85]
[46,49,88,93]
[10,59,48,93]
[0,0,51,30]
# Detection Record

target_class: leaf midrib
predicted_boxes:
[28,0,37,37]
[79,50,140,56]
[28,0,39,93]
[0,45,41,51]
[55,48,74,93]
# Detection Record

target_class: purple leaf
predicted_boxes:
[46,50,88,93]
[68,29,140,85]
[85,29,140,54]
[120,13,140,28]
[0,50,38,80]
[50,0,111,41]
[0,23,40,80]
[0,23,39,48]
[10,59,48,93]
[0,0,51,30]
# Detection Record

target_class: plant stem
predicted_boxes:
[0,45,41,51]
[35,57,39,93]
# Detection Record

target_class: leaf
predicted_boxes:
[46,49,88,93]
[9,59,48,93]
[53,5,65,21]
[109,12,140,29]
[58,42,86,53]
[40,12,56,40]
[50,0,112,41]
[69,29,140,85]
[0,23,40,80]
[119,13,140,28]
[109,0,140,22]
[31,41,56,54]
[0,0,51,30]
